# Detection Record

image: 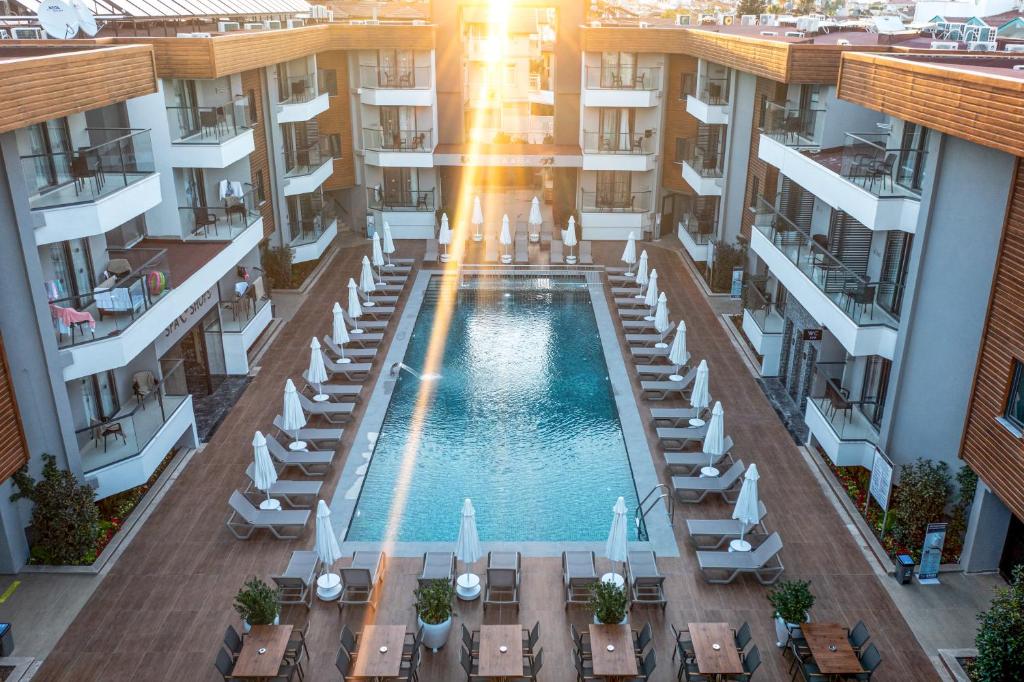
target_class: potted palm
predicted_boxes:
[589,580,629,625]
[767,579,814,647]
[234,577,280,633]
[415,579,455,652]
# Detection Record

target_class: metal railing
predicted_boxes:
[289,201,337,247]
[761,101,825,148]
[840,132,927,198]
[582,129,657,154]
[467,128,554,145]
[696,75,729,105]
[580,189,652,213]
[635,483,673,542]
[584,65,661,90]
[280,71,324,104]
[687,143,724,177]
[167,97,253,144]
[285,136,332,177]
[751,196,900,330]
[367,187,435,212]
[358,64,432,89]
[178,186,261,240]
[22,128,154,209]
[362,128,433,151]
[743,280,784,334]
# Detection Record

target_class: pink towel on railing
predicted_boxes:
[51,305,96,331]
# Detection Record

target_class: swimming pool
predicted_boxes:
[345,274,641,543]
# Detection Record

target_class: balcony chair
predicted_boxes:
[707,81,722,103]
[823,380,853,423]
[90,417,127,452]
[199,109,220,139]
[132,371,159,410]
[192,206,219,238]
[290,80,308,102]
[225,195,248,224]
[70,153,103,195]
[849,283,877,320]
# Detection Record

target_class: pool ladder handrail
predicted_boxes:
[635,484,673,541]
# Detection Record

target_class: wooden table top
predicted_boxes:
[351,624,407,679]
[803,623,863,675]
[589,624,638,678]
[688,622,743,676]
[478,624,524,678]
[233,624,293,679]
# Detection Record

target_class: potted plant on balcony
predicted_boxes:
[415,579,455,652]
[589,579,629,625]
[234,577,280,633]
[767,579,814,647]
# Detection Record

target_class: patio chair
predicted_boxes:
[625,551,666,610]
[570,623,592,660]
[848,283,877,321]
[226,490,310,540]
[848,620,870,654]
[417,551,455,589]
[579,240,593,264]
[265,430,336,475]
[132,371,159,410]
[222,625,243,662]
[695,531,784,585]
[461,623,480,655]
[339,624,359,658]
[515,231,529,263]
[244,463,322,508]
[562,550,598,608]
[460,647,481,680]
[214,648,237,681]
[685,501,768,550]
[483,551,521,610]
[338,551,385,611]
[296,392,355,424]
[734,622,752,653]
[540,226,553,245]
[192,206,219,237]
[672,459,746,504]
[424,237,439,263]
[335,645,352,678]
[671,624,696,666]
[619,307,654,319]
[657,423,714,451]
[550,238,564,264]
[272,550,320,609]
[634,649,656,681]
[727,645,760,680]
[649,406,710,428]
[574,649,597,681]
[522,621,540,654]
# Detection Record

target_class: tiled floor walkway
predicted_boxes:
[35,237,938,681]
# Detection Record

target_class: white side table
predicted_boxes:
[700,466,720,478]
[288,441,308,451]
[689,418,706,427]
[456,573,481,600]
[729,540,752,553]
[259,499,282,511]
[317,573,342,601]
[600,572,625,589]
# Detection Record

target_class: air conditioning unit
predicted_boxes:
[930,40,958,49]
[309,4,328,18]
[1005,43,1024,52]
[218,21,241,32]
[740,14,757,26]
[676,14,691,26]
[244,22,265,31]
[785,31,805,37]
[968,40,996,51]
[264,20,282,30]
[760,30,778,36]
[836,38,851,45]
[286,19,303,28]
[0,29,10,39]
[638,21,649,28]
[12,27,44,39]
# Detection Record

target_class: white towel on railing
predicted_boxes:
[219,180,244,200]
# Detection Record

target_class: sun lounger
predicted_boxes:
[297,393,355,424]
[319,338,377,360]
[626,329,673,347]
[269,420,341,459]
[658,422,715,450]
[616,297,648,308]
[550,238,564,264]
[245,463,322,508]
[323,358,372,381]
[673,459,745,504]
[607,266,629,274]
[301,374,363,400]
[373,283,404,293]
[696,532,784,585]
[484,237,499,263]
[388,257,416,265]
[619,307,652,319]
[540,226,552,245]
[641,379,692,401]
[686,502,768,549]
[353,304,395,319]
[484,551,521,610]
[562,550,598,608]
[325,333,383,350]
[625,550,666,610]
[339,551,385,611]
[622,318,658,331]
[273,550,321,608]
[631,345,669,359]
[650,406,710,427]
[636,364,688,381]
[663,441,735,475]
[226,490,310,540]
[611,284,641,294]
[379,274,408,283]
[579,240,593,264]
[361,294,399,306]
[424,238,439,263]
[515,231,529,264]
[418,551,456,589]
[342,312,388,331]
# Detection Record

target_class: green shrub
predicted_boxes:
[711,242,745,293]
[414,579,454,625]
[259,241,294,292]
[890,459,952,552]
[10,454,99,565]
[974,565,1024,681]
[588,580,628,624]
[767,579,815,624]
[233,578,280,626]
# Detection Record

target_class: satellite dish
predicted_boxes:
[71,0,98,37]
[37,0,79,39]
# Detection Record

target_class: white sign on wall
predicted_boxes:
[155,287,217,356]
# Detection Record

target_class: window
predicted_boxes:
[255,170,265,203]
[247,89,258,123]
[327,134,342,159]
[322,69,338,97]
[757,94,768,129]
[748,177,760,210]
[674,138,688,164]
[861,356,892,429]
[1005,361,1024,430]
[680,73,695,99]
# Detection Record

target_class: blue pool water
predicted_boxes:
[346,275,640,542]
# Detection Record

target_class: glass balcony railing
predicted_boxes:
[289,202,336,248]
[285,137,332,178]
[681,211,716,245]
[808,362,880,443]
[582,130,657,155]
[362,128,433,151]
[280,71,324,104]
[686,143,724,178]
[76,359,190,474]
[581,189,652,213]
[221,275,270,333]
[838,132,927,198]
[167,98,254,144]
[22,128,155,210]
[48,247,174,349]
[466,128,554,145]
[743,281,784,334]
[761,101,825,148]
[358,64,431,89]
[367,187,435,212]
[695,75,729,105]
[179,186,262,241]
[584,66,661,90]
[752,197,901,330]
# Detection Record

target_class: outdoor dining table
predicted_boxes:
[589,623,638,681]
[350,624,408,681]
[232,624,293,681]
[802,623,864,679]
[477,624,523,681]
[688,622,743,680]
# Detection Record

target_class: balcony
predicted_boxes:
[805,362,880,469]
[55,218,264,380]
[166,99,255,169]
[179,186,262,242]
[284,137,334,196]
[582,130,658,172]
[23,128,161,245]
[277,72,330,123]
[528,72,554,106]
[677,211,715,263]
[362,128,434,167]
[358,65,433,106]
[79,360,197,499]
[222,280,273,374]
[761,102,825,150]
[686,75,729,125]
[749,198,899,358]
[740,283,784,376]
[579,189,651,238]
[680,143,724,196]
[582,66,662,108]
[367,187,435,213]
[758,131,922,232]
[289,201,338,264]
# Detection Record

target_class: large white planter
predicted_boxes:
[593,614,629,625]
[242,614,280,633]
[418,616,452,652]
[774,613,809,647]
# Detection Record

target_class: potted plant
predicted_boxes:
[234,577,280,633]
[767,579,814,647]
[589,580,629,625]
[415,579,455,652]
